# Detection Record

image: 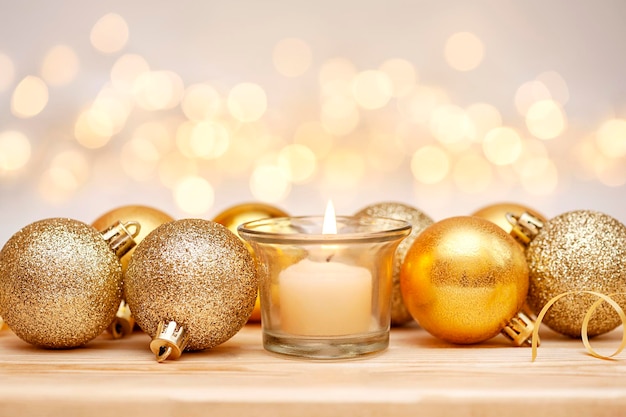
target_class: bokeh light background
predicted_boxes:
[1,1,625,242]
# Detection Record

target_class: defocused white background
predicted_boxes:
[1,0,625,242]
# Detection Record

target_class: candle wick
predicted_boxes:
[326,254,335,262]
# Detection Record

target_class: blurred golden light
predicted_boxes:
[594,155,626,187]
[525,99,566,140]
[181,83,222,121]
[519,157,559,195]
[514,80,551,116]
[323,150,366,188]
[51,150,90,186]
[0,52,15,92]
[227,82,267,122]
[429,104,474,146]
[379,58,417,98]
[189,121,230,159]
[0,130,31,172]
[536,71,570,105]
[41,45,80,86]
[90,13,129,54]
[174,176,214,215]
[351,70,393,110]
[410,145,450,184]
[11,76,49,118]
[320,96,360,136]
[319,57,357,86]
[175,120,197,158]
[596,118,626,158]
[465,102,502,141]
[366,132,405,172]
[38,150,90,202]
[158,152,198,189]
[250,164,291,202]
[74,108,114,149]
[133,70,185,111]
[293,121,334,158]
[111,54,150,92]
[444,32,485,71]
[452,153,493,193]
[92,86,133,134]
[398,85,449,124]
[482,126,523,165]
[273,37,313,77]
[121,137,160,181]
[133,121,172,156]
[277,144,317,183]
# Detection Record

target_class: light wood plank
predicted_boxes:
[1,324,625,417]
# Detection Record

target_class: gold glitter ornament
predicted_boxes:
[400,216,532,345]
[0,218,137,348]
[472,202,546,236]
[92,204,175,338]
[354,202,434,326]
[125,219,258,361]
[213,202,288,323]
[512,210,626,338]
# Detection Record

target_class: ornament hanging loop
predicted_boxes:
[100,221,141,258]
[107,300,135,339]
[506,212,544,246]
[501,311,538,347]
[149,320,189,362]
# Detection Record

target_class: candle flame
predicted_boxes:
[322,200,337,234]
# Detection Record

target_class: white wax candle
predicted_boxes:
[279,258,372,336]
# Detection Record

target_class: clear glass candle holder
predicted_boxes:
[238,216,411,360]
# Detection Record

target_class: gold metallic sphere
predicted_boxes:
[472,202,546,235]
[92,205,174,273]
[213,202,288,322]
[526,210,626,338]
[125,219,258,351]
[0,218,123,348]
[354,202,434,326]
[400,216,529,344]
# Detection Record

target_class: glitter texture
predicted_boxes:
[0,218,122,348]
[526,210,626,338]
[400,216,529,344]
[125,219,258,351]
[354,202,434,326]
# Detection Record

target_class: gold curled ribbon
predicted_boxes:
[531,290,626,362]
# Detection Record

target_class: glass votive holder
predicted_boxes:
[238,216,411,360]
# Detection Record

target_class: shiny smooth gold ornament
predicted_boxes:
[354,202,434,326]
[0,218,137,348]
[472,202,547,235]
[511,210,626,338]
[125,219,258,361]
[213,202,288,322]
[92,205,174,272]
[400,216,531,345]
[92,204,174,338]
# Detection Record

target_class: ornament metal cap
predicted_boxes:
[100,220,141,258]
[149,321,190,362]
[107,300,135,339]
[501,311,539,347]
[506,212,544,246]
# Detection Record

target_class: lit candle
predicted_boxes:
[278,201,373,336]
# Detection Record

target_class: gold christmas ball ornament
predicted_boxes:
[472,202,547,235]
[213,202,288,323]
[400,216,531,345]
[521,210,626,338]
[354,202,434,326]
[92,204,174,273]
[0,218,137,348]
[125,219,258,362]
[92,204,175,338]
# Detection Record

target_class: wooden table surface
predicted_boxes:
[1,323,625,417]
